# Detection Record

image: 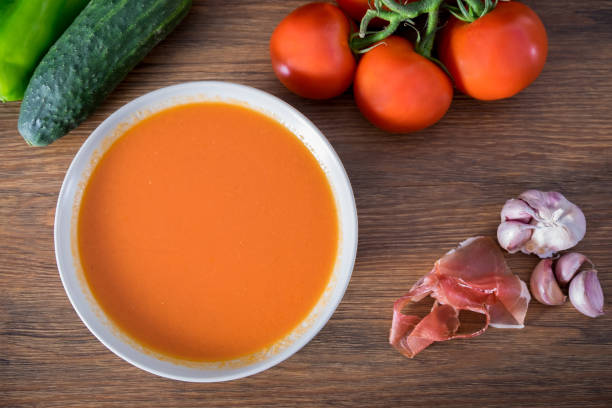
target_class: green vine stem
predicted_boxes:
[350,10,402,51]
[350,0,497,59]
[350,0,444,56]
[414,5,439,58]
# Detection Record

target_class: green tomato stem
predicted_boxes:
[351,10,401,51]
[462,0,485,16]
[380,0,423,16]
[350,0,445,57]
[415,5,440,58]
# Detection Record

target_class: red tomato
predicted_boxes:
[270,2,356,100]
[438,1,548,101]
[354,36,453,133]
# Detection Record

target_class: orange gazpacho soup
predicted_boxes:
[77,102,338,362]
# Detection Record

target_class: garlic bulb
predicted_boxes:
[554,252,592,286]
[529,259,566,305]
[497,190,586,258]
[568,269,604,318]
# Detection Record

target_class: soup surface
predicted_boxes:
[78,102,338,361]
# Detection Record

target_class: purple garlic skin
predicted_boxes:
[555,252,592,286]
[497,190,586,258]
[530,259,567,306]
[569,269,604,318]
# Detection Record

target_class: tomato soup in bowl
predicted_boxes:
[55,82,357,382]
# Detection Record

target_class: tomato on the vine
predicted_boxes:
[438,1,548,101]
[354,36,453,133]
[270,2,356,100]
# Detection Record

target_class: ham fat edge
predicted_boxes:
[390,237,531,358]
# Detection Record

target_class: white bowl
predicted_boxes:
[54,81,358,382]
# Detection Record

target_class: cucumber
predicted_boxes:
[18,0,191,146]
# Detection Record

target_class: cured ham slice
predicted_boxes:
[390,237,530,358]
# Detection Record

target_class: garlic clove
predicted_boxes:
[569,269,604,318]
[500,199,534,223]
[530,259,567,306]
[555,252,590,286]
[497,221,533,254]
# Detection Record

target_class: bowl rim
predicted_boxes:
[54,81,358,382]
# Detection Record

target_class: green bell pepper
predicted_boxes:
[0,0,90,102]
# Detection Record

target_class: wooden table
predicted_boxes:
[1,1,611,406]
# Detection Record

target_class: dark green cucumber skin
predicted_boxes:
[18,0,191,146]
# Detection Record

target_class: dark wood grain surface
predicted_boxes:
[1,1,611,406]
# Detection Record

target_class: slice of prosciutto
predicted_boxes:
[390,236,531,358]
